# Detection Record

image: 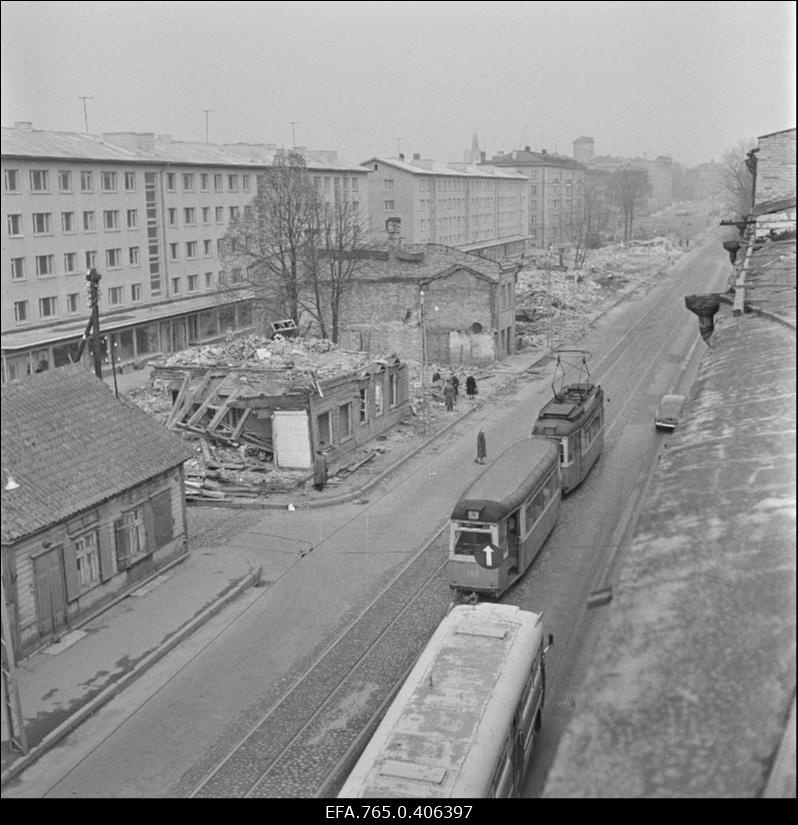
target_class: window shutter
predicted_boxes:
[62,544,81,602]
[143,503,155,555]
[99,522,115,582]
[115,518,131,570]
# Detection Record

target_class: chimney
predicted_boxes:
[412,152,421,160]
[541,149,547,155]
[480,150,486,162]
[399,153,405,162]
[14,121,33,130]
[524,145,531,152]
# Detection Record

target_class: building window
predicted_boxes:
[101,171,117,192]
[106,248,122,268]
[80,170,93,192]
[103,209,120,230]
[30,169,49,192]
[4,169,20,192]
[61,211,75,233]
[63,252,78,274]
[389,372,399,408]
[183,173,194,191]
[202,206,211,224]
[131,283,142,302]
[186,240,198,259]
[168,208,178,226]
[35,254,55,277]
[384,200,395,211]
[114,506,147,568]
[124,171,136,191]
[165,172,176,191]
[74,531,100,590]
[83,210,96,232]
[204,271,214,288]
[184,207,196,225]
[384,179,394,191]
[339,402,353,439]
[242,174,250,192]
[215,206,224,223]
[39,295,57,317]
[67,292,80,313]
[108,285,124,305]
[227,174,238,191]
[317,411,331,446]
[14,300,28,323]
[7,213,22,236]
[374,380,384,416]
[127,209,138,228]
[229,267,242,284]
[214,174,223,193]
[359,388,368,424]
[32,212,52,235]
[58,170,72,192]
[169,243,179,262]
[200,173,209,191]
[10,257,25,280]
[187,273,199,292]
[229,205,240,221]
[85,250,97,269]
[203,239,212,256]
[171,277,181,294]
[129,246,140,265]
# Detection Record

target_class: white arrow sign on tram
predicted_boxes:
[483,545,494,567]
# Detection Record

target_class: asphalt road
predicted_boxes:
[8,231,731,799]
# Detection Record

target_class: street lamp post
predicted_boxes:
[87,268,102,379]
[420,287,429,434]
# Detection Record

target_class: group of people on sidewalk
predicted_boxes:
[435,373,479,412]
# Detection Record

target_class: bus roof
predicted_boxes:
[450,437,559,523]
[338,604,544,798]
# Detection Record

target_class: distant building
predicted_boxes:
[1,364,192,658]
[361,155,530,259]
[1,123,368,382]
[339,243,520,363]
[483,147,587,249]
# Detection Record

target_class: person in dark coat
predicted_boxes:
[443,381,455,411]
[450,374,460,398]
[466,375,477,398]
[475,430,487,464]
[313,451,328,491]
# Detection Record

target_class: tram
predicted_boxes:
[532,349,604,494]
[337,603,553,798]
[448,437,561,598]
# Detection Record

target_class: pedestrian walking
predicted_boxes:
[475,430,487,464]
[466,375,477,398]
[443,381,455,411]
[313,451,328,491]
[450,374,460,399]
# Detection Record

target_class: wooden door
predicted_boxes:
[34,547,67,639]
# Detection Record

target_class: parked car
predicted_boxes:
[654,394,686,430]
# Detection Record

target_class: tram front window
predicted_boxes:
[453,526,494,557]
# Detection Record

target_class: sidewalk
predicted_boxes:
[0,345,550,786]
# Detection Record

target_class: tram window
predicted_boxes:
[453,528,493,557]
[489,740,514,798]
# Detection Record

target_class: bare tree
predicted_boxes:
[304,199,368,342]
[221,151,317,330]
[609,167,651,241]
[560,177,611,268]
[721,138,756,220]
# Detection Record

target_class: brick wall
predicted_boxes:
[756,129,797,204]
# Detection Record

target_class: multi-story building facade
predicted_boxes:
[1,123,368,382]
[484,148,587,249]
[361,155,529,259]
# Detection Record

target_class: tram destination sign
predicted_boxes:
[474,544,503,569]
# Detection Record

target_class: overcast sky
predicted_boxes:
[1,1,795,167]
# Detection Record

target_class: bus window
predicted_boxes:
[453,525,493,557]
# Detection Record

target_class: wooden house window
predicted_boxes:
[75,531,101,590]
[339,402,353,439]
[389,372,399,408]
[374,380,384,416]
[359,388,368,424]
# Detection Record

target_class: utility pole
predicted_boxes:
[76,268,103,378]
[78,96,93,132]
[419,287,428,434]
[1,563,28,755]
[289,121,299,148]
[202,109,211,143]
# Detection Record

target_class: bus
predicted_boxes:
[337,603,553,798]
[448,437,561,598]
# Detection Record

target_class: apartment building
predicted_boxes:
[361,155,530,259]
[1,123,368,382]
[484,148,587,250]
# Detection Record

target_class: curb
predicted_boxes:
[0,566,262,787]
